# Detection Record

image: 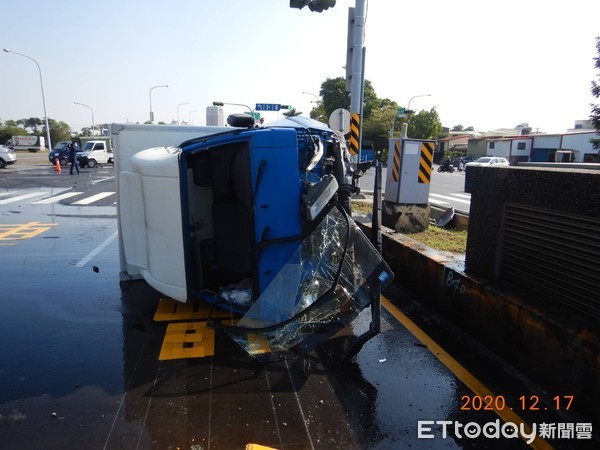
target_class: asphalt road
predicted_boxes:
[359,165,471,213]
[0,155,592,449]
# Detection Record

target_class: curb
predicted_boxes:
[357,221,600,423]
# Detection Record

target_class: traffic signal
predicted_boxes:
[308,0,336,12]
[290,0,336,12]
[289,0,310,8]
[280,105,292,110]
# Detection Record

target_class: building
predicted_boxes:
[484,131,599,164]
[206,106,224,126]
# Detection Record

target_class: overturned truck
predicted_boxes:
[114,115,393,360]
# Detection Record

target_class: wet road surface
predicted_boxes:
[0,162,596,449]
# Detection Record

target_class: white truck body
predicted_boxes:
[77,140,114,167]
[6,135,46,152]
[111,123,230,297]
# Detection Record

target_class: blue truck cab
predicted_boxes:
[116,115,393,359]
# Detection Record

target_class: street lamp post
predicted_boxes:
[212,101,253,115]
[177,102,189,125]
[74,102,95,135]
[188,110,197,125]
[3,48,52,151]
[406,94,431,136]
[302,91,319,103]
[149,84,168,123]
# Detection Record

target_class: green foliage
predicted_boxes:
[408,108,443,140]
[311,76,443,161]
[283,107,302,117]
[47,119,72,145]
[0,119,27,144]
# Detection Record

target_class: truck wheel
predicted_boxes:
[0,158,5,169]
[87,159,97,168]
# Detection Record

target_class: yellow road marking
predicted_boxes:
[154,296,237,322]
[159,322,215,360]
[381,295,554,450]
[0,222,57,240]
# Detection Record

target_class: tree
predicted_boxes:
[590,36,600,150]
[0,119,28,144]
[313,76,378,121]
[46,119,72,146]
[283,107,302,117]
[451,124,464,132]
[408,108,443,140]
[362,103,398,162]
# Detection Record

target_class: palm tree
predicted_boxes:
[283,107,302,117]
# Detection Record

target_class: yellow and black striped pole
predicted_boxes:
[349,113,360,156]
[417,142,434,184]
[392,140,402,182]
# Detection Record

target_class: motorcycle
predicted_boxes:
[437,164,455,173]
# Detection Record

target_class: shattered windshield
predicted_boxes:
[224,205,393,361]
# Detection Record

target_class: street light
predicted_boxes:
[302,91,320,103]
[177,102,189,125]
[149,84,168,122]
[212,101,253,115]
[406,94,432,136]
[74,102,95,135]
[3,48,52,151]
[188,110,197,125]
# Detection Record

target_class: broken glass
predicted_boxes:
[224,205,393,361]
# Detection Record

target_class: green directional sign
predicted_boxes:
[244,112,261,120]
[397,107,407,118]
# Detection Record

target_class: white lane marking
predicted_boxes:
[75,230,118,268]
[92,176,115,185]
[0,191,49,205]
[452,193,471,199]
[429,193,471,205]
[72,192,114,205]
[32,192,83,204]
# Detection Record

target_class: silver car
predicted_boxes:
[0,145,17,168]
[465,156,509,167]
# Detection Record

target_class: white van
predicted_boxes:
[77,140,113,168]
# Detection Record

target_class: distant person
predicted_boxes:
[458,157,465,171]
[69,143,80,175]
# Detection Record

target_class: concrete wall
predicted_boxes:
[464,165,600,278]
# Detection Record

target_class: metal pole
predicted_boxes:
[188,110,197,125]
[406,94,431,136]
[3,48,52,151]
[177,102,188,125]
[349,0,365,115]
[149,85,168,123]
[74,102,94,135]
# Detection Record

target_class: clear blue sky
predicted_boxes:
[1,0,599,133]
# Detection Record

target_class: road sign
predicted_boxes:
[329,108,351,135]
[255,103,281,112]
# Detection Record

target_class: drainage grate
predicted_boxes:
[499,202,600,320]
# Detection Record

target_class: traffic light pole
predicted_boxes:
[349,0,365,164]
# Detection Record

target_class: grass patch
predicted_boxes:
[352,201,467,254]
[405,226,467,254]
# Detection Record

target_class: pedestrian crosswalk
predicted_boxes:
[429,192,471,207]
[0,190,116,207]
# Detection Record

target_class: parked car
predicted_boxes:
[48,141,74,166]
[451,156,474,167]
[465,156,510,167]
[0,145,17,168]
[76,140,113,168]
